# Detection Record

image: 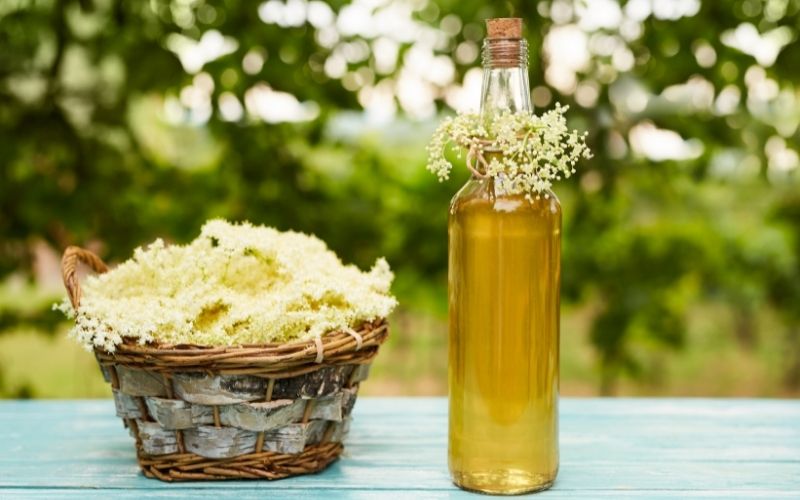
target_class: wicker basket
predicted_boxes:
[61,246,389,481]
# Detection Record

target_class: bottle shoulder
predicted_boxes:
[450,179,561,217]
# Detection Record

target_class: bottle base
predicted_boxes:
[451,469,555,495]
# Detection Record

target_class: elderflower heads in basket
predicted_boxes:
[426,104,592,199]
[56,219,397,352]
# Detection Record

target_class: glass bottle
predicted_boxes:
[448,18,560,495]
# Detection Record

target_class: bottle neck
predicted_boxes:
[479,38,531,116]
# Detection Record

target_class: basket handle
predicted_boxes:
[61,246,109,309]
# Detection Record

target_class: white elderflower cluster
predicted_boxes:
[55,220,397,352]
[426,104,592,199]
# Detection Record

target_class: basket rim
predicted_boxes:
[103,318,386,353]
[94,319,388,376]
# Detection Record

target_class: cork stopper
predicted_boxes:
[486,18,522,39]
[483,18,526,68]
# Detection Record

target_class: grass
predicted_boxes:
[0,325,109,398]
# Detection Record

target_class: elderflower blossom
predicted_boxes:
[55,220,397,352]
[426,103,592,199]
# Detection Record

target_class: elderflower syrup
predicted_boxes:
[448,18,560,494]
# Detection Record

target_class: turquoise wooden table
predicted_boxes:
[0,398,798,498]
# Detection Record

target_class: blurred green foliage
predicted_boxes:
[1,0,799,396]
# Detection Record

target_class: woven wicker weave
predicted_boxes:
[61,246,389,481]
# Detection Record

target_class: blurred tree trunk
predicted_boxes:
[784,325,800,392]
[733,307,757,349]
[599,364,618,396]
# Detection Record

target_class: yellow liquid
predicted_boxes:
[448,179,561,494]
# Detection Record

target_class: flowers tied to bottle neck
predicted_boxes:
[426,103,592,200]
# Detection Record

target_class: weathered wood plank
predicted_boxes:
[0,398,799,496]
[173,373,268,404]
[260,421,327,454]
[173,366,358,405]
[270,366,354,399]
[143,397,191,429]
[349,364,371,384]
[3,490,800,499]
[180,419,348,456]
[97,362,112,383]
[144,389,355,432]
[281,367,340,399]
[328,418,351,443]
[309,392,343,421]
[143,397,214,429]
[183,425,257,459]
[116,366,167,397]
[135,421,178,456]
[112,390,143,419]
[341,387,358,417]
[220,399,304,431]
